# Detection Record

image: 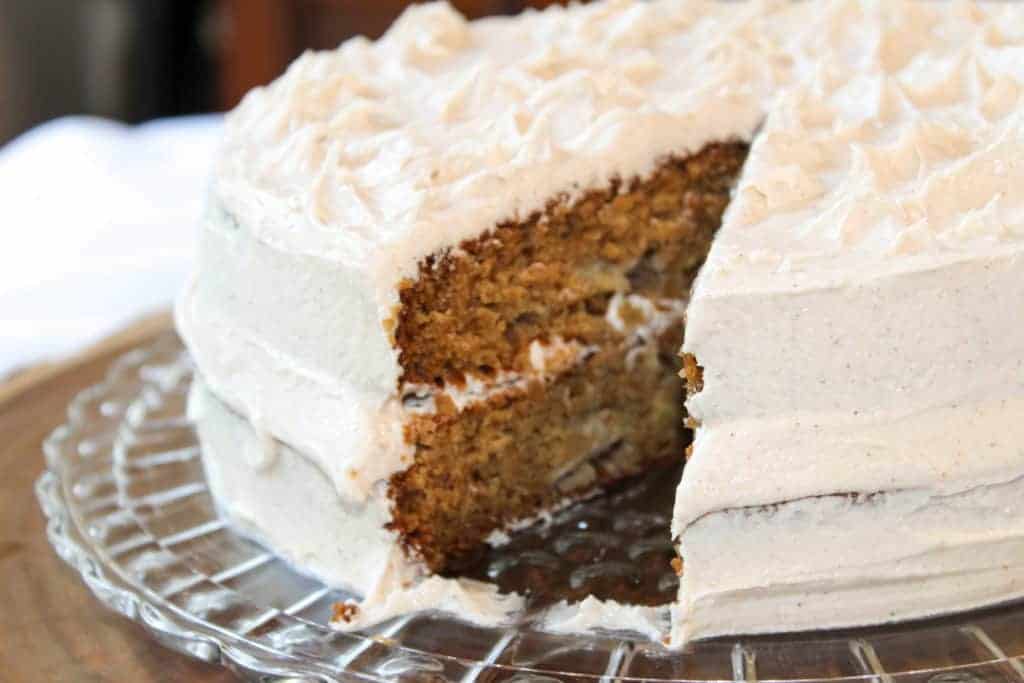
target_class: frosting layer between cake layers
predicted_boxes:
[674,1,1024,644]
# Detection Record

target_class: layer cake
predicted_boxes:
[177,0,1024,645]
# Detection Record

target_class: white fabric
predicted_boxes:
[0,115,221,374]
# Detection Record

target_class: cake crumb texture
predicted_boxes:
[395,143,746,387]
[389,327,686,573]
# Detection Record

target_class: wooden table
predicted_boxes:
[0,312,233,681]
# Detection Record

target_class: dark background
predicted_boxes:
[0,0,572,145]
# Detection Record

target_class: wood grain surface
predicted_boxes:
[0,312,233,681]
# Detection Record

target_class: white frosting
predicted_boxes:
[403,336,598,414]
[214,0,803,313]
[673,475,1024,643]
[541,596,668,642]
[176,205,408,504]
[192,379,409,593]
[604,292,688,337]
[674,0,1024,645]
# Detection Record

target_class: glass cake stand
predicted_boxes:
[36,332,1024,683]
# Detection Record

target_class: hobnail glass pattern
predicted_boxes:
[36,332,1024,682]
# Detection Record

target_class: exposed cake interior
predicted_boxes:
[387,142,747,572]
[394,142,747,386]
[392,327,685,572]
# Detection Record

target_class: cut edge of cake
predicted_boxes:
[384,142,746,572]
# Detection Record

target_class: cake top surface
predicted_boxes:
[214,0,1024,300]
[698,1,1024,297]
[213,0,801,282]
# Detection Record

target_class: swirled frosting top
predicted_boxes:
[699,0,1024,295]
[213,0,803,290]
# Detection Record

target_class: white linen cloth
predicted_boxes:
[0,115,222,375]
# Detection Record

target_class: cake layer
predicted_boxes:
[392,323,685,572]
[395,142,745,386]
[684,247,1024,432]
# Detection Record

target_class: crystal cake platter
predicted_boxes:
[36,332,1024,682]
